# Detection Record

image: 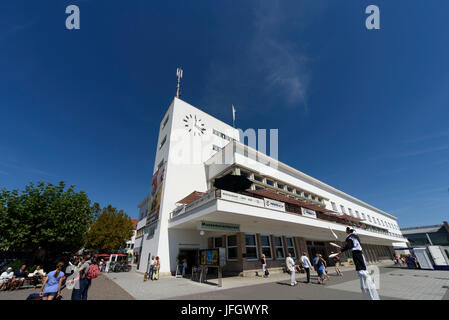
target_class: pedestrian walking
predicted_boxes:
[149,256,155,280]
[39,262,64,300]
[260,254,269,278]
[337,227,380,300]
[300,252,312,283]
[319,254,330,281]
[71,255,99,300]
[152,256,160,280]
[182,258,188,278]
[286,253,297,286]
[315,254,327,285]
[331,253,343,276]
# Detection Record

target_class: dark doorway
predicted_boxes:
[307,241,331,266]
[178,249,199,276]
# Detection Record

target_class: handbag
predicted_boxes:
[264,269,270,276]
[65,272,79,290]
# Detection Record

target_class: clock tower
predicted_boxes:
[137,96,240,274]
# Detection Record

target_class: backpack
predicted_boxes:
[26,293,41,300]
[87,264,100,279]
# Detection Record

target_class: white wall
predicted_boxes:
[139,98,239,273]
[231,152,401,234]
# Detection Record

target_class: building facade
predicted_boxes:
[401,222,449,247]
[135,97,407,276]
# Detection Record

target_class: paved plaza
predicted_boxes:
[105,263,449,300]
[1,263,448,300]
[0,272,134,300]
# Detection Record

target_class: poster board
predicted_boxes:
[146,163,166,226]
[200,249,219,267]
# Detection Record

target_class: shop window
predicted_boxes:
[227,235,238,260]
[286,237,296,258]
[214,237,223,248]
[260,235,272,259]
[245,234,258,260]
[274,236,285,259]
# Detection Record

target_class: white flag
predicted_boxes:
[232,104,236,124]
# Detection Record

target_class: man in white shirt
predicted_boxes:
[0,267,14,290]
[300,252,312,283]
[286,253,297,286]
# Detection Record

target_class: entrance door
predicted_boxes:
[307,241,329,265]
[178,249,199,276]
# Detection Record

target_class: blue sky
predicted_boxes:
[1,0,448,228]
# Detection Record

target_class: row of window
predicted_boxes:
[214,235,297,261]
[239,169,324,204]
[136,227,145,238]
[330,202,399,230]
[213,129,233,142]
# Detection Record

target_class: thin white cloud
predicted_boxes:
[250,3,309,109]
[0,160,55,178]
[406,130,449,144]
[0,20,35,42]
[201,0,315,113]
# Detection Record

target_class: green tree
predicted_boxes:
[86,205,134,252]
[0,181,98,260]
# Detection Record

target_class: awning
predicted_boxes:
[176,191,206,205]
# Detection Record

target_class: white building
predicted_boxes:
[135,97,407,276]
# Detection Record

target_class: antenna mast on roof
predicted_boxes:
[176,67,183,98]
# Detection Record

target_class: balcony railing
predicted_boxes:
[169,189,407,240]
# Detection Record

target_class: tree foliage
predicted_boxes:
[0,181,99,256]
[86,205,134,252]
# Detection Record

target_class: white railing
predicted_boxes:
[170,190,217,220]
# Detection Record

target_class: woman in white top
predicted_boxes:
[260,254,268,278]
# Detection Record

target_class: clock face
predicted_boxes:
[183,114,206,136]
